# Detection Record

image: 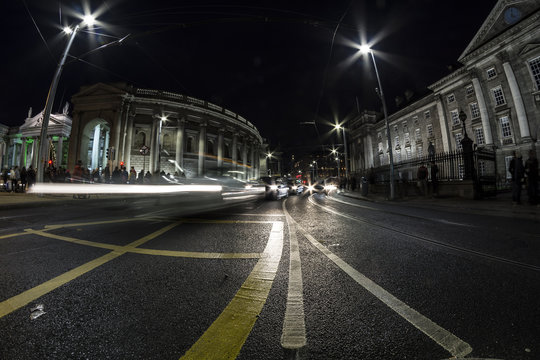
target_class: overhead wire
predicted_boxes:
[21,0,56,64]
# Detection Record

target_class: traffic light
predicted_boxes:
[48,160,52,166]
[106,148,109,159]
[120,161,124,167]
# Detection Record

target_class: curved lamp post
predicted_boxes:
[360,45,395,200]
[37,15,96,183]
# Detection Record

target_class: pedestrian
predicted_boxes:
[417,164,428,196]
[72,160,83,183]
[509,151,524,205]
[103,166,111,183]
[129,166,137,184]
[20,166,27,192]
[2,168,8,191]
[525,149,538,205]
[111,166,121,184]
[430,162,439,197]
[27,165,36,188]
[138,169,145,184]
[121,166,128,184]
[144,171,152,184]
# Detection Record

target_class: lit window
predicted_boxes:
[447,94,456,103]
[455,133,463,150]
[427,124,433,137]
[451,110,460,125]
[500,116,512,138]
[492,86,506,106]
[487,67,497,79]
[470,102,480,118]
[424,110,431,119]
[415,128,421,141]
[474,128,485,145]
[466,85,474,96]
[529,56,540,89]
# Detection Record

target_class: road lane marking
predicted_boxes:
[25,229,119,251]
[0,222,181,319]
[281,200,306,350]
[0,232,29,240]
[287,215,473,358]
[128,248,262,259]
[43,218,143,230]
[311,196,540,272]
[180,221,284,360]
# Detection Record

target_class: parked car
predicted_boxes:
[260,176,289,200]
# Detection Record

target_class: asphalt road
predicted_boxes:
[0,192,538,359]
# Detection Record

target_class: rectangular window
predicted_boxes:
[405,147,411,160]
[478,160,486,176]
[505,156,513,179]
[415,128,421,141]
[487,67,497,79]
[529,56,540,89]
[404,133,410,144]
[395,151,402,163]
[500,116,512,138]
[403,122,408,133]
[447,94,456,103]
[427,124,433,137]
[455,133,463,150]
[474,128,485,145]
[413,116,419,126]
[417,145,423,158]
[466,85,474,96]
[394,135,400,146]
[451,109,460,125]
[424,110,431,119]
[470,102,480,119]
[492,86,506,106]
[394,125,399,133]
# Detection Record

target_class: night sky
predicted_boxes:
[2,0,496,154]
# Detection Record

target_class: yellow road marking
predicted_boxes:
[0,232,29,240]
[180,221,284,360]
[0,221,181,319]
[44,218,143,230]
[25,229,119,251]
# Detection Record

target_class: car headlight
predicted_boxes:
[292,185,297,190]
[270,185,278,190]
[307,185,314,192]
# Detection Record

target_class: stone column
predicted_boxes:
[249,141,255,180]
[113,101,125,168]
[231,134,238,174]
[91,125,101,170]
[501,57,531,140]
[125,114,135,171]
[435,95,451,152]
[367,135,374,168]
[57,136,64,168]
[149,117,158,173]
[175,118,185,172]
[471,75,494,145]
[198,122,207,177]
[242,139,248,180]
[217,128,224,171]
[102,130,110,171]
[0,141,5,169]
[21,138,27,168]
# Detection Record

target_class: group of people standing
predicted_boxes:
[1,166,36,192]
[509,150,538,205]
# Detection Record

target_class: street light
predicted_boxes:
[266,152,272,176]
[36,14,96,183]
[359,45,395,200]
[334,124,349,179]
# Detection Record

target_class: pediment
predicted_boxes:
[19,110,72,131]
[519,43,540,55]
[72,82,129,99]
[459,0,540,61]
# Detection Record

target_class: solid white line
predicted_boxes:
[281,200,306,349]
[289,202,472,358]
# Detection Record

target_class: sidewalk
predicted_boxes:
[0,191,91,210]
[336,189,540,221]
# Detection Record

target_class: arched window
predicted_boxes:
[186,137,194,153]
[207,140,214,156]
[135,132,146,148]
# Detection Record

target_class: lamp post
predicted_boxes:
[36,15,96,183]
[360,45,395,200]
[266,152,272,176]
[334,124,349,179]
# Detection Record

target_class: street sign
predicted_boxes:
[139,145,150,155]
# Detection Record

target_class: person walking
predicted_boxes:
[129,167,137,184]
[525,149,538,205]
[509,151,525,205]
[20,166,27,192]
[27,165,36,189]
[417,164,428,196]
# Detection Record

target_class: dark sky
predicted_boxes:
[1,0,496,153]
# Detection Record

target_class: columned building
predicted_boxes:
[1,106,72,171]
[350,0,540,182]
[69,83,264,179]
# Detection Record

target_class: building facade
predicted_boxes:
[350,0,540,183]
[68,83,264,180]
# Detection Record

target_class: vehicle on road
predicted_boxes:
[287,180,304,195]
[260,176,289,200]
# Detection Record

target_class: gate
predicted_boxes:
[474,147,497,198]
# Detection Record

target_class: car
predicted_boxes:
[287,181,304,195]
[306,180,337,195]
[260,176,289,200]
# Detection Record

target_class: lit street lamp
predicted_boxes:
[334,124,349,179]
[360,45,395,200]
[37,14,96,183]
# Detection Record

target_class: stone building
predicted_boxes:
[0,106,72,171]
[68,83,264,179]
[350,0,540,182]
